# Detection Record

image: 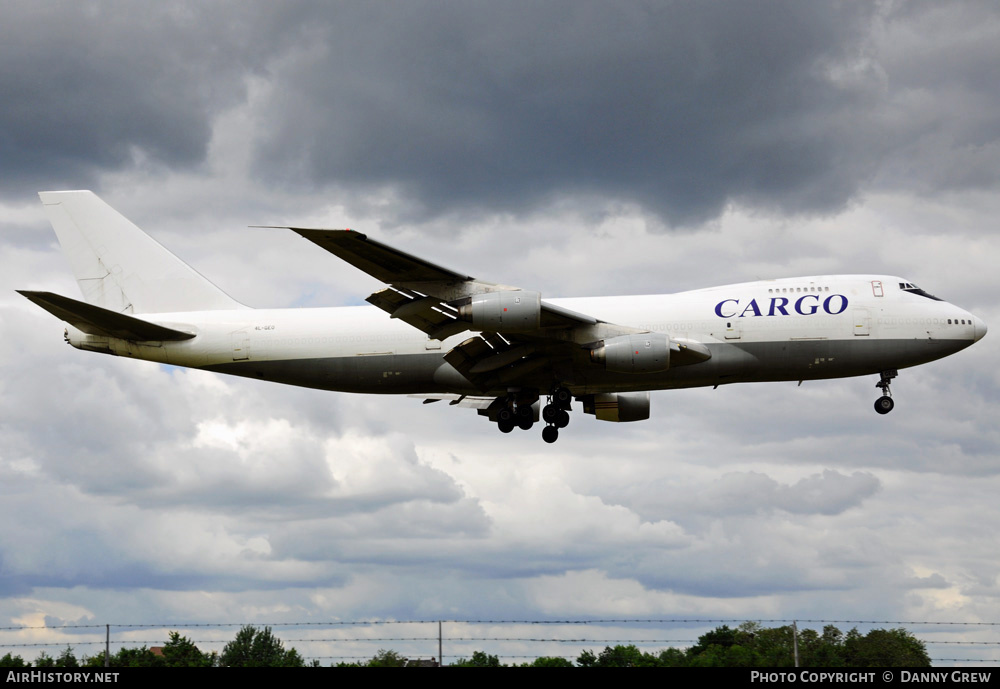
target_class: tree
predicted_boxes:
[599,644,662,667]
[747,623,797,666]
[451,651,502,667]
[686,625,765,667]
[34,648,79,668]
[367,649,407,667]
[0,653,28,668]
[687,641,760,667]
[656,648,688,667]
[844,628,931,668]
[683,623,931,668]
[797,626,846,667]
[574,644,668,667]
[108,647,164,668]
[56,647,79,668]
[525,656,574,667]
[162,632,214,668]
[687,624,738,657]
[219,625,305,667]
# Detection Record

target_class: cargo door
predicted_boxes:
[853,309,871,337]
[232,331,251,360]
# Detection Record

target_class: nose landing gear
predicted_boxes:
[874,369,897,415]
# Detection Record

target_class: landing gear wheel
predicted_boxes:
[515,405,534,430]
[497,407,515,433]
[542,404,560,424]
[542,426,559,443]
[555,409,570,428]
[874,396,894,415]
[553,387,572,409]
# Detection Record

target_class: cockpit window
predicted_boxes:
[898,282,943,301]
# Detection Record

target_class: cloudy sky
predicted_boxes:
[1,1,998,665]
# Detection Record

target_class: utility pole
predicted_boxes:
[792,620,799,667]
[438,621,443,667]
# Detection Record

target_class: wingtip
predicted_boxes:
[38,190,96,204]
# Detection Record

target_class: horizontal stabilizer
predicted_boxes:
[17,290,195,341]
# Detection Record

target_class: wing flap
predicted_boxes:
[444,334,565,390]
[407,393,498,410]
[17,290,195,341]
[365,287,469,340]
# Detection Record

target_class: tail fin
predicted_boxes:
[38,191,245,313]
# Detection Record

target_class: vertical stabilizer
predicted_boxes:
[38,191,245,313]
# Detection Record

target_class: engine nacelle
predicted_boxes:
[590,333,670,373]
[459,290,541,332]
[582,392,650,422]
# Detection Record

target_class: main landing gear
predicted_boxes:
[496,403,534,433]
[494,386,573,443]
[541,387,572,444]
[874,369,897,415]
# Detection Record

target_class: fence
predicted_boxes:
[2,618,998,666]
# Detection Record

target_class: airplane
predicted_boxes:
[19,191,987,443]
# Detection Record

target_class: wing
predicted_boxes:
[282,228,473,285]
[276,227,710,391]
[274,228,599,337]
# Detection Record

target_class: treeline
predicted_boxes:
[0,621,931,667]
[453,623,931,667]
[0,627,302,668]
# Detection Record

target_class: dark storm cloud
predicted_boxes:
[6,3,1000,224]
[872,1,1000,194]
[254,1,886,223]
[0,3,262,194]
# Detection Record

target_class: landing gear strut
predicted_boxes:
[874,369,897,415]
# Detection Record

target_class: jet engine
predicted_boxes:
[458,290,541,332]
[589,333,670,373]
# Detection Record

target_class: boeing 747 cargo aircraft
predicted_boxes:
[19,191,987,443]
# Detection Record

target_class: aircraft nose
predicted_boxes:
[973,315,988,342]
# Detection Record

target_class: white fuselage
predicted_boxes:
[65,274,985,397]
